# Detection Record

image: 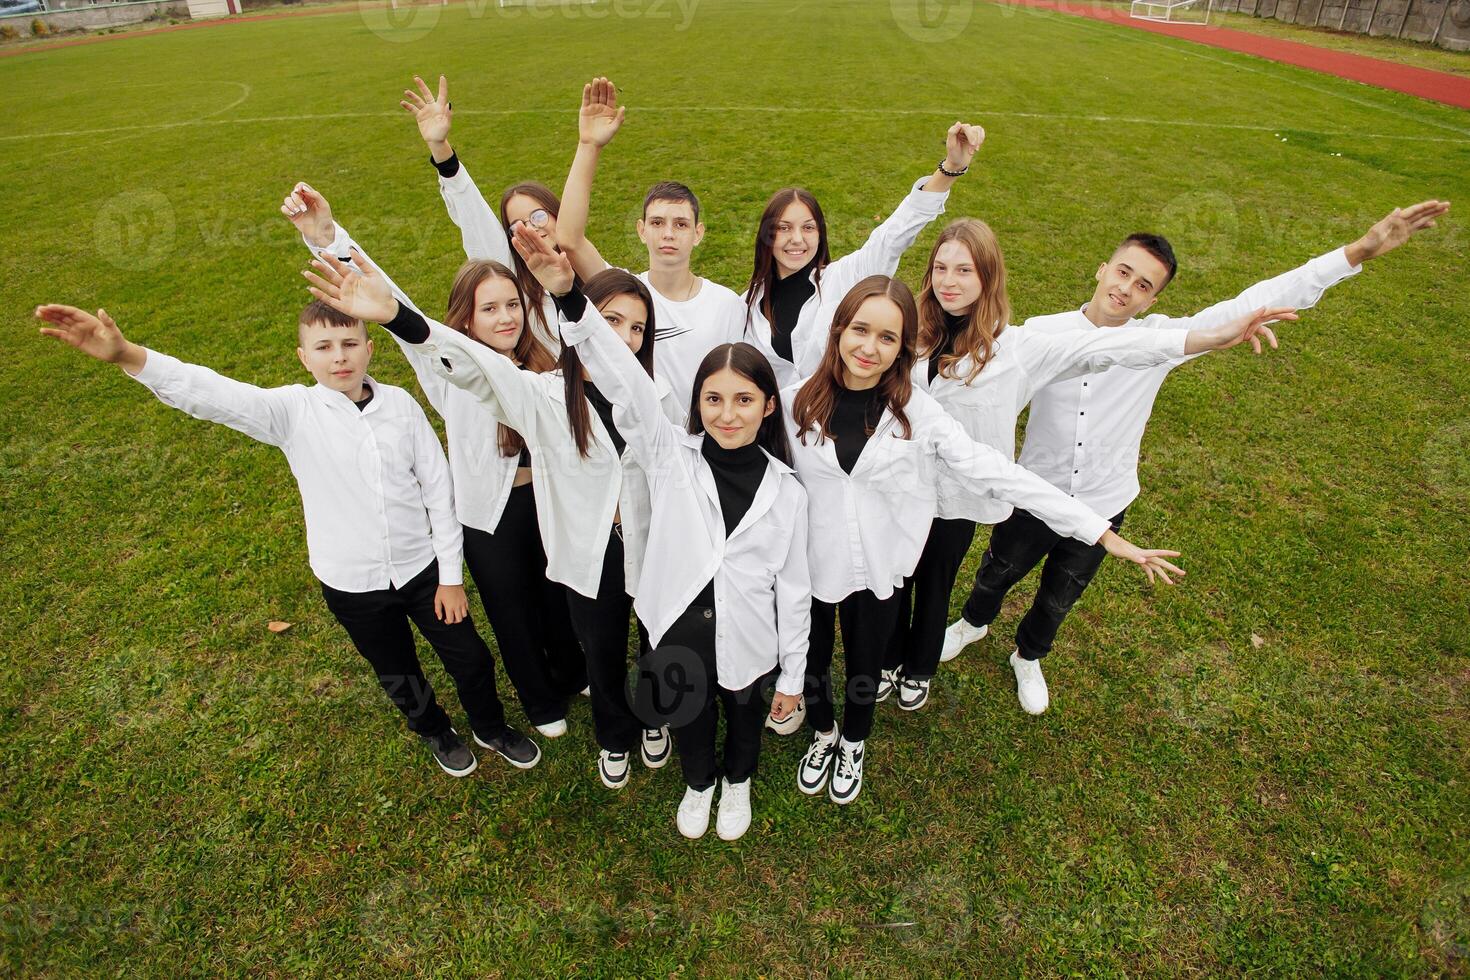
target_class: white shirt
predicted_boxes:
[1020,247,1362,517]
[310,223,519,535]
[914,325,1189,523]
[635,271,747,420]
[131,353,462,592]
[742,176,950,387]
[782,382,1111,603]
[561,297,811,695]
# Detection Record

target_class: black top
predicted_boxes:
[584,381,626,457]
[431,152,461,179]
[352,383,374,412]
[768,266,818,362]
[928,310,968,384]
[692,437,769,607]
[830,385,887,474]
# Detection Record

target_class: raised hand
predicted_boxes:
[302,250,399,324]
[1348,199,1450,264]
[1100,530,1185,586]
[401,74,453,157]
[1189,305,1298,355]
[944,121,985,173]
[578,76,625,148]
[280,181,335,249]
[34,304,147,373]
[511,222,576,296]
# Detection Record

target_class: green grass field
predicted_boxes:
[2,0,1468,974]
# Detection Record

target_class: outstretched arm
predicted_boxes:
[555,76,622,282]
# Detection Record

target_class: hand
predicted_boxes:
[1190,305,1298,355]
[770,692,801,722]
[1099,530,1185,586]
[434,584,468,624]
[280,181,335,249]
[578,76,625,148]
[944,121,985,173]
[34,304,146,373]
[302,249,399,324]
[401,74,453,156]
[511,222,576,296]
[1347,199,1450,265]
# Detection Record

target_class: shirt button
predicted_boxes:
[1083,382,1088,387]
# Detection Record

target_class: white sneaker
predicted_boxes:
[897,675,930,711]
[765,696,806,735]
[940,618,988,663]
[641,725,672,769]
[828,739,865,805]
[715,777,752,841]
[676,784,715,839]
[579,686,591,697]
[598,749,631,789]
[1010,650,1049,715]
[534,718,568,739]
[797,729,837,795]
[875,668,899,703]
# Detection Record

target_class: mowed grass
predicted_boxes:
[1,0,1468,974]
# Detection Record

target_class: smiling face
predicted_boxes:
[772,198,820,277]
[467,275,525,352]
[1090,244,1171,324]
[505,192,557,245]
[838,296,904,390]
[297,319,372,396]
[597,292,649,356]
[699,365,775,450]
[638,199,703,271]
[930,239,983,315]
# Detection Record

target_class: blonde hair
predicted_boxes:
[916,219,1011,385]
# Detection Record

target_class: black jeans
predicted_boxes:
[462,483,586,726]
[884,516,978,680]
[319,559,508,740]
[638,603,770,791]
[960,507,1127,661]
[805,589,904,742]
[564,528,640,753]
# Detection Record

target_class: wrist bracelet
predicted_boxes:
[938,159,968,178]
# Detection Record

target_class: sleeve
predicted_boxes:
[773,487,811,696]
[131,349,297,448]
[1164,246,1362,360]
[816,176,949,299]
[436,156,514,266]
[410,314,549,438]
[926,405,1111,545]
[406,396,463,586]
[557,287,680,470]
[1022,326,1190,393]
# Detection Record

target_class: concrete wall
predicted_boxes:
[1218,0,1470,51]
[0,0,190,34]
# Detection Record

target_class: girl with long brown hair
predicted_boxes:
[783,274,1192,806]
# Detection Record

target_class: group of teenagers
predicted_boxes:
[35,75,1448,842]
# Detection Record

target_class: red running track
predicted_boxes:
[1011,0,1470,109]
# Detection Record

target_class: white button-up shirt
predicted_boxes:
[1019,247,1361,517]
[743,176,950,387]
[131,352,462,593]
[783,382,1111,603]
[914,325,1189,523]
[561,299,811,695]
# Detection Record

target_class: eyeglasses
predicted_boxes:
[511,209,551,231]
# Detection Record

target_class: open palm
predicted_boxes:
[302,252,398,323]
[401,74,452,145]
[579,76,625,147]
[34,304,129,363]
[1357,199,1450,261]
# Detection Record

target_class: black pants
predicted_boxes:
[319,559,508,740]
[639,604,769,791]
[564,528,640,753]
[960,507,1127,661]
[805,589,904,742]
[884,516,978,680]
[461,483,586,726]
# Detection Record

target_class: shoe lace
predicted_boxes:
[805,737,833,769]
[834,744,858,780]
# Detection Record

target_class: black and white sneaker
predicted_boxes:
[875,668,899,703]
[599,749,631,790]
[897,675,930,711]
[473,727,541,769]
[641,726,672,769]
[828,739,864,805]
[797,730,837,795]
[420,728,478,777]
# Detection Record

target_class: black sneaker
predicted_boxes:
[421,728,478,777]
[473,727,541,770]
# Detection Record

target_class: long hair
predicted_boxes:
[686,342,792,466]
[916,219,1011,385]
[559,268,657,458]
[444,259,554,458]
[792,275,916,445]
[742,188,830,331]
[498,181,562,344]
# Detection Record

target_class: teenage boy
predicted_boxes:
[942,199,1451,714]
[554,77,747,411]
[31,300,543,776]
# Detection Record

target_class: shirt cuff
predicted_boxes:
[382,302,431,344]
[431,151,460,179]
[301,221,350,259]
[1158,328,1191,359]
[1315,245,1361,281]
[436,558,464,587]
[130,347,176,388]
[1078,513,1112,546]
[908,174,951,213]
[776,666,806,698]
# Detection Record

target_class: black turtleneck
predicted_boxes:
[768,265,818,362]
[830,385,886,474]
[928,310,969,384]
[692,437,768,608]
[583,381,625,456]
